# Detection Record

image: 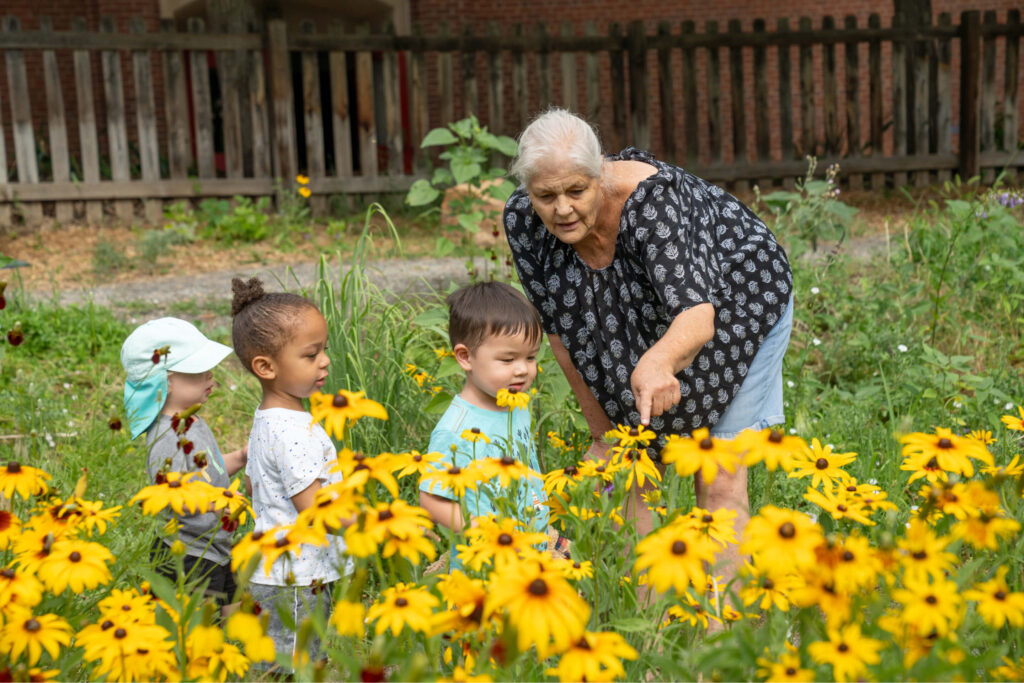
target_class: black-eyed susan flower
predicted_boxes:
[0,510,21,551]
[543,465,582,496]
[457,516,548,572]
[309,389,388,440]
[898,518,957,583]
[225,610,275,663]
[561,559,594,581]
[604,424,656,447]
[840,479,899,515]
[186,624,250,681]
[1000,405,1024,431]
[496,388,530,410]
[610,445,662,490]
[787,438,856,488]
[367,583,439,636]
[35,538,114,594]
[900,451,950,485]
[826,533,882,594]
[968,428,997,445]
[634,523,715,595]
[981,454,1024,477]
[330,599,366,637]
[734,428,808,471]
[892,575,963,637]
[0,462,50,499]
[899,426,994,478]
[738,562,801,612]
[787,564,851,627]
[477,455,540,488]
[740,505,823,572]
[460,427,491,444]
[11,527,66,575]
[807,623,883,682]
[129,471,220,516]
[963,566,1024,629]
[661,591,720,630]
[485,560,591,658]
[421,463,484,498]
[661,428,740,484]
[96,588,154,622]
[393,450,446,479]
[330,451,399,498]
[0,566,44,611]
[209,479,252,525]
[952,509,1021,550]
[433,570,489,636]
[755,644,815,682]
[803,485,875,525]
[544,630,638,683]
[350,500,433,555]
[577,458,624,483]
[0,609,71,666]
[679,507,738,548]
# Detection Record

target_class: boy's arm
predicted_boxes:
[223,444,248,476]
[291,479,321,513]
[419,490,467,532]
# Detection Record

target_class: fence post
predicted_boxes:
[627,20,649,151]
[959,10,980,181]
[268,18,297,188]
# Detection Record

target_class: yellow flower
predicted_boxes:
[496,388,531,409]
[898,518,957,583]
[827,533,882,594]
[485,559,591,658]
[330,450,399,497]
[433,570,489,636]
[561,559,594,581]
[739,562,801,612]
[457,516,548,571]
[993,656,1024,681]
[35,538,114,594]
[952,510,1021,550]
[295,174,310,185]
[787,438,856,487]
[393,450,446,479]
[330,599,366,637]
[209,478,252,525]
[545,630,638,682]
[734,428,808,471]
[543,465,583,496]
[0,510,22,551]
[604,423,656,447]
[0,609,71,666]
[981,453,1024,477]
[740,505,822,572]
[756,645,815,682]
[310,389,388,440]
[0,461,51,500]
[661,428,740,484]
[420,463,484,497]
[476,455,540,488]
[298,186,312,198]
[678,507,738,548]
[460,427,491,444]
[803,485,875,525]
[610,445,662,490]
[0,565,44,611]
[577,457,625,482]
[899,426,994,478]
[128,471,220,516]
[892,575,963,637]
[968,428,997,445]
[807,623,883,682]
[634,523,716,595]
[347,500,434,559]
[661,591,720,630]
[1000,405,1024,431]
[367,583,439,636]
[186,624,250,681]
[963,566,1024,629]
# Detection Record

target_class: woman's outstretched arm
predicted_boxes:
[548,333,614,461]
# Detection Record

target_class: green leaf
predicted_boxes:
[450,117,475,140]
[605,617,652,633]
[433,236,456,256]
[491,134,519,157]
[457,212,483,233]
[423,390,454,414]
[486,179,517,203]
[450,157,482,185]
[412,305,449,328]
[434,355,463,379]
[431,167,454,187]
[405,179,441,206]
[420,127,458,147]
[0,255,29,268]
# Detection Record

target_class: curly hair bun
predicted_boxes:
[231,277,266,316]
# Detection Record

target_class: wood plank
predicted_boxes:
[867,13,884,189]
[728,18,747,182]
[609,22,626,153]
[354,24,377,178]
[161,19,192,180]
[844,15,862,190]
[40,17,73,223]
[437,23,454,126]
[71,17,102,223]
[680,20,698,165]
[100,16,133,222]
[980,10,998,183]
[777,18,795,188]
[560,22,578,112]
[821,16,840,157]
[247,29,271,179]
[462,24,478,116]
[1002,9,1020,181]
[537,23,551,111]
[706,21,723,163]
[131,18,163,224]
[3,16,43,225]
[1,30,259,52]
[328,22,352,178]
[0,34,8,226]
[657,21,676,162]
[892,12,908,187]
[912,13,931,187]
[753,19,770,164]
[381,30,403,176]
[628,20,650,152]
[188,18,217,179]
[512,24,528,132]
[268,18,297,184]
[301,21,327,214]
[798,17,815,159]
[959,11,981,181]
[487,22,504,136]
[409,23,430,171]
[217,18,246,180]
[585,22,601,129]
[934,12,952,183]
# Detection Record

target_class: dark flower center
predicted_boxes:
[778,522,796,539]
[576,637,592,650]
[628,427,639,437]
[122,605,131,611]
[497,533,514,545]
[25,618,41,633]
[699,437,714,450]
[762,578,775,590]
[937,438,953,449]
[564,466,578,476]
[837,504,847,512]
[671,540,687,555]
[815,458,828,470]
[69,551,82,562]
[332,394,349,408]
[528,578,548,596]
[252,531,264,541]
[275,537,290,548]
[912,551,927,560]
[500,455,515,466]
[846,485,857,492]
[785,667,797,676]
[101,620,114,630]
[137,648,149,655]
[595,465,606,473]
[395,597,408,607]
[841,550,855,562]
[1,568,15,579]
[925,457,939,469]
[837,643,849,653]
[413,454,422,462]
[449,466,462,475]
[114,628,127,639]
[995,590,1007,600]
[7,461,21,473]
[168,480,182,489]
[573,562,581,569]
[768,430,784,444]
[701,514,714,524]
[377,510,394,522]
[925,595,938,605]
[471,428,481,434]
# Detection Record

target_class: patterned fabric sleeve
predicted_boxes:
[276,426,331,498]
[504,191,558,335]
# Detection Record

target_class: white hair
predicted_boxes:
[509,108,604,187]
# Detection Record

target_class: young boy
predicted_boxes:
[121,317,247,606]
[419,282,549,546]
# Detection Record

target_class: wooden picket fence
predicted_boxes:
[0,10,1021,227]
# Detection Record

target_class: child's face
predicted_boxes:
[266,308,331,405]
[166,370,215,412]
[455,330,539,411]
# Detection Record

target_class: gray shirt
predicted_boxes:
[146,414,232,565]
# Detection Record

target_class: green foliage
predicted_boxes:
[91,238,131,280]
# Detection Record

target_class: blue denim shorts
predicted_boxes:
[709,295,793,439]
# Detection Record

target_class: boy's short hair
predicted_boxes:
[447,282,542,350]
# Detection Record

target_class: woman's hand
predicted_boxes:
[631,349,682,425]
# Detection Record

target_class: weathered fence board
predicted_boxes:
[71,17,102,222]
[188,18,216,180]
[100,17,133,222]
[40,18,72,223]
[301,21,327,215]
[131,18,163,223]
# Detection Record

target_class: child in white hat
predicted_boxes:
[121,317,247,607]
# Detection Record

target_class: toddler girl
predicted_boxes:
[231,277,351,672]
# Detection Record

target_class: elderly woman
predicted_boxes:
[503,109,793,577]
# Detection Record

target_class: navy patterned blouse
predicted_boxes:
[504,147,793,438]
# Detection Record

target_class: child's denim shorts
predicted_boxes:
[709,295,793,439]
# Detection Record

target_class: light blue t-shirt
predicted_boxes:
[420,395,549,537]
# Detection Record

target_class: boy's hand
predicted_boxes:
[224,445,248,476]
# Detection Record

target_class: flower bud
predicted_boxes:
[170,540,187,556]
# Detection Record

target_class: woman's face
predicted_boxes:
[527,167,602,246]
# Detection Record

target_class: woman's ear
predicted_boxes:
[453,343,473,371]
[250,355,276,381]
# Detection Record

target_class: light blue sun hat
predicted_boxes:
[120,318,233,439]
